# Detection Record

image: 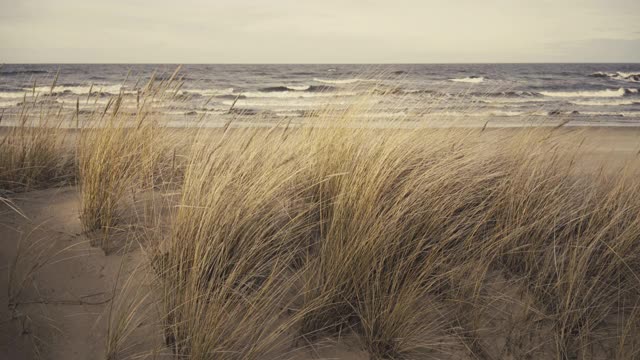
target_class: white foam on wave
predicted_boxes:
[592,71,640,82]
[0,91,117,107]
[241,91,357,99]
[286,85,311,91]
[449,77,484,83]
[617,72,640,79]
[28,84,133,95]
[0,91,31,99]
[481,98,550,104]
[570,99,639,106]
[540,88,626,98]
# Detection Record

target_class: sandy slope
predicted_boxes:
[0,187,370,360]
[0,187,161,359]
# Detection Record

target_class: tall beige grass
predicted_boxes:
[149,127,315,359]
[77,73,184,250]
[3,73,639,359]
[0,101,74,192]
[145,113,640,359]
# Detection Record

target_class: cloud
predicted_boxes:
[1,0,639,62]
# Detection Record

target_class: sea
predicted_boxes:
[1,63,639,127]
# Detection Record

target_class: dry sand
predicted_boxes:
[1,127,639,359]
[0,186,158,359]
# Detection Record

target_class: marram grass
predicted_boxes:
[2,76,640,359]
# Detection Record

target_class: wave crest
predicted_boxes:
[449,76,484,83]
[241,91,356,99]
[589,72,640,82]
[570,99,639,106]
[540,88,627,98]
[28,84,132,95]
[258,85,335,92]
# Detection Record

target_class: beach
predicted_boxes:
[2,120,640,359]
[3,0,640,356]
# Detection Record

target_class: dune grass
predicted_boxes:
[148,127,315,359]
[0,101,74,193]
[2,74,640,359]
[144,116,640,359]
[76,76,185,251]
[77,111,157,243]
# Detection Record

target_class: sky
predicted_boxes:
[1,0,639,63]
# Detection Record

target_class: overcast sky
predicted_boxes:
[1,0,639,63]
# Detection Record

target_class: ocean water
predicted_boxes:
[1,64,639,126]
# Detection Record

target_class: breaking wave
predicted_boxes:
[258,85,335,92]
[570,99,640,106]
[241,91,356,99]
[539,88,628,98]
[449,76,484,83]
[589,72,640,82]
[28,84,132,95]
[0,91,32,99]
[580,111,640,117]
